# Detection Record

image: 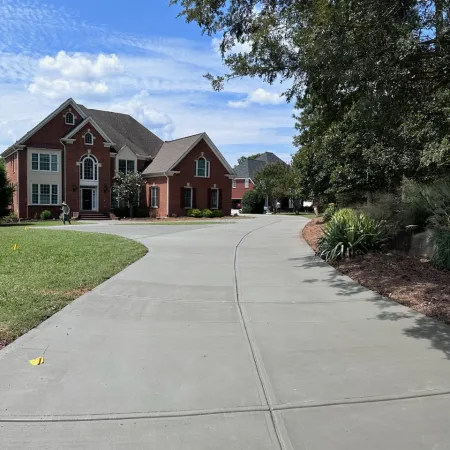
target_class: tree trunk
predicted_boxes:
[129,201,134,219]
[435,0,444,40]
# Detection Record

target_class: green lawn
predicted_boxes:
[0,229,147,346]
[0,221,96,227]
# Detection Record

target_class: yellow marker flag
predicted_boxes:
[12,244,19,251]
[29,356,44,366]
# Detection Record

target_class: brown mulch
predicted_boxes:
[302,220,450,324]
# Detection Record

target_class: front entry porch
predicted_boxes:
[80,187,98,212]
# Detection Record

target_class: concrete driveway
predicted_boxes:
[2,217,450,449]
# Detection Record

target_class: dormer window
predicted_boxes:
[65,112,75,125]
[195,156,210,178]
[84,132,94,145]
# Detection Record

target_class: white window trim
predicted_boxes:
[210,187,219,210]
[150,186,159,209]
[245,178,249,188]
[184,186,193,209]
[65,112,75,125]
[232,179,236,189]
[195,157,210,178]
[79,154,99,184]
[84,132,94,145]
[31,152,59,173]
[31,183,59,205]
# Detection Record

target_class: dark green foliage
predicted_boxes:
[201,208,213,218]
[431,230,450,271]
[212,209,224,218]
[0,158,14,219]
[318,209,388,261]
[323,203,338,222]
[172,0,450,197]
[186,208,202,218]
[1,213,19,224]
[237,154,262,166]
[40,210,52,221]
[241,190,265,214]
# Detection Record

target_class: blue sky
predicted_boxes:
[0,0,296,165]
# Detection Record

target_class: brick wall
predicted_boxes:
[232,178,255,200]
[146,176,167,217]
[169,139,232,216]
[25,106,83,149]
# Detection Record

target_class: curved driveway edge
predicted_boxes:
[2,217,450,449]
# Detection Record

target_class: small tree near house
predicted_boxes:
[112,172,146,218]
[0,157,14,219]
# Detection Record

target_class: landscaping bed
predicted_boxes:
[0,228,147,350]
[302,219,450,324]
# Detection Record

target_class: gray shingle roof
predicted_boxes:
[234,159,266,179]
[142,133,203,175]
[78,105,164,158]
[255,152,287,165]
[234,152,287,179]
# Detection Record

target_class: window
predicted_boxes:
[183,187,193,208]
[150,186,159,208]
[84,132,93,145]
[118,159,135,174]
[195,157,210,177]
[31,153,58,172]
[245,178,249,188]
[80,155,98,181]
[65,112,74,125]
[32,184,38,204]
[51,155,58,172]
[210,188,219,209]
[232,179,236,189]
[31,184,59,205]
[52,185,58,204]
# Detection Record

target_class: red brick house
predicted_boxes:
[232,152,286,209]
[1,98,234,219]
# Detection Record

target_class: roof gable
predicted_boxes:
[143,133,233,176]
[62,117,115,144]
[17,98,87,146]
[78,106,163,158]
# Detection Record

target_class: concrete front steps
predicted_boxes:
[77,211,110,221]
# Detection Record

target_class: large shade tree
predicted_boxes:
[0,158,14,219]
[172,0,450,198]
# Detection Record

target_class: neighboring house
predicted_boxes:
[2,98,234,219]
[232,152,286,209]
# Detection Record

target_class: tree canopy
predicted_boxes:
[0,157,14,219]
[236,153,262,166]
[172,0,450,200]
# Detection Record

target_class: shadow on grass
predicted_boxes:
[289,252,450,360]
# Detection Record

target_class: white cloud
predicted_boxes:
[228,88,284,108]
[38,51,123,79]
[28,77,109,99]
[27,51,123,99]
[111,91,175,140]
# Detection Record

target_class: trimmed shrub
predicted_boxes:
[135,207,150,218]
[113,207,130,218]
[1,212,19,224]
[201,208,213,218]
[241,190,265,214]
[187,208,202,218]
[431,230,450,270]
[318,208,388,261]
[323,203,338,222]
[212,210,224,218]
[40,210,52,221]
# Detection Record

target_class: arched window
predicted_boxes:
[84,132,94,145]
[195,157,210,177]
[80,154,98,181]
[65,112,74,125]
